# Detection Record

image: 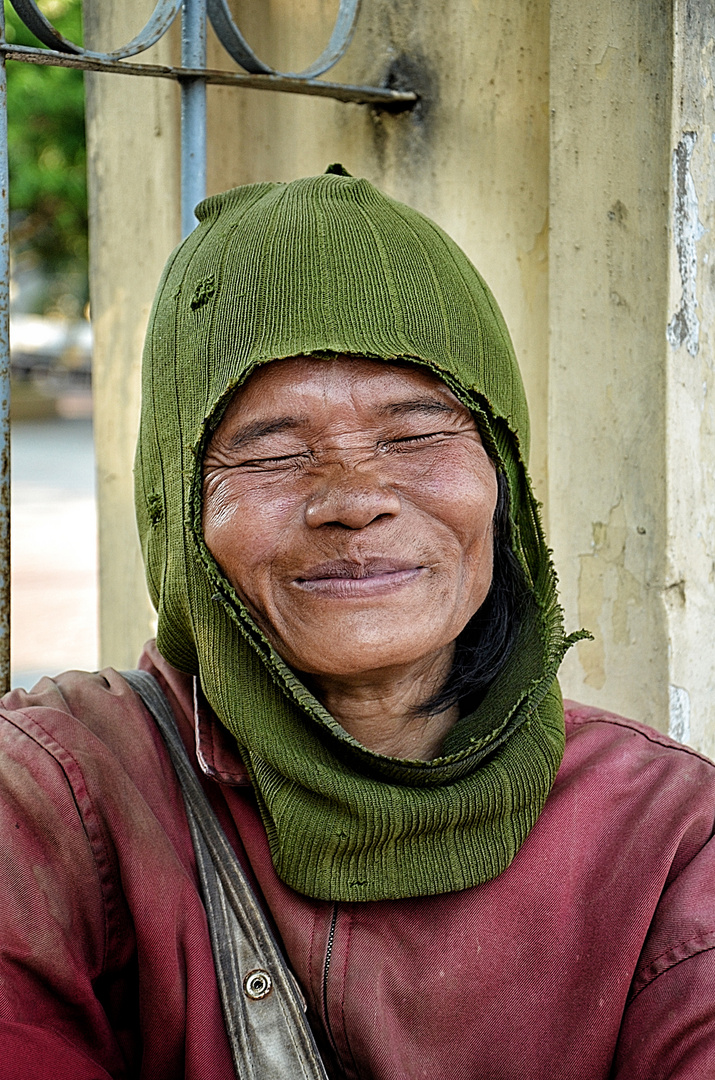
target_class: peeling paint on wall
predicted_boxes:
[669,684,691,743]
[666,132,706,357]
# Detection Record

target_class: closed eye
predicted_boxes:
[238,451,311,469]
[378,431,451,452]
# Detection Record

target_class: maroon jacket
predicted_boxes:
[0,641,714,1079]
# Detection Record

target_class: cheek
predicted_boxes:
[434,479,498,611]
[416,460,498,557]
[462,490,498,559]
[202,479,301,587]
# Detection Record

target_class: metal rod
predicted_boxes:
[0,9,10,694]
[181,0,207,237]
[0,44,417,107]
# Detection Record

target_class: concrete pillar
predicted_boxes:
[83,5,180,669]
[548,1,672,731]
[550,0,715,757]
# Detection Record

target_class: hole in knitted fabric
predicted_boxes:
[146,492,163,526]
[191,275,217,310]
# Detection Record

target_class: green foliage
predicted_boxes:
[5,0,87,314]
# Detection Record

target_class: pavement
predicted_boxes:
[11,417,98,689]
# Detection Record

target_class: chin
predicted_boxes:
[294,640,445,680]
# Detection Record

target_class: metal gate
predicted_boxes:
[0,0,416,690]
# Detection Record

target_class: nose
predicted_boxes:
[304,468,401,530]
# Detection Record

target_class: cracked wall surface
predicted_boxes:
[577,501,645,691]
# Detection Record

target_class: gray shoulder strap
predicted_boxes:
[121,669,329,1080]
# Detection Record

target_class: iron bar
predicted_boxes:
[181,0,207,236]
[0,7,9,694]
[0,44,416,106]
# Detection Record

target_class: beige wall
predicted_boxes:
[550,0,715,757]
[549,2,673,730]
[85,0,715,754]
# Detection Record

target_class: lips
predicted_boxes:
[298,558,422,580]
[294,558,425,598]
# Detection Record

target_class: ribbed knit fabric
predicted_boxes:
[135,171,577,901]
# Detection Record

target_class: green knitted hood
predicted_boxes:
[135,170,576,901]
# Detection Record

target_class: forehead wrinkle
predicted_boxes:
[223,387,464,452]
[228,416,304,450]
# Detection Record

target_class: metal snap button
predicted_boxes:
[244,969,273,999]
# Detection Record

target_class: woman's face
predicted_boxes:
[202,356,498,681]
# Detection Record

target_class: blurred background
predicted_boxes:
[5,0,96,687]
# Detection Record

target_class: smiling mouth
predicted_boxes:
[294,559,425,598]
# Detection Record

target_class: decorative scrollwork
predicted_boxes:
[206,0,359,78]
[8,0,361,78]
[8,0,184,60]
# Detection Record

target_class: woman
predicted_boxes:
[1,169,714,1079]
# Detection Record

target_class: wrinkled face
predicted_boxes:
[201,357,498,680]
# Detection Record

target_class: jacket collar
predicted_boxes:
[193,676,251,786]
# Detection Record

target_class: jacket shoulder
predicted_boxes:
[563,698,715,770]
[0,665,195,891]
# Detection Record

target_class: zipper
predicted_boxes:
[322,904,339,1054]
